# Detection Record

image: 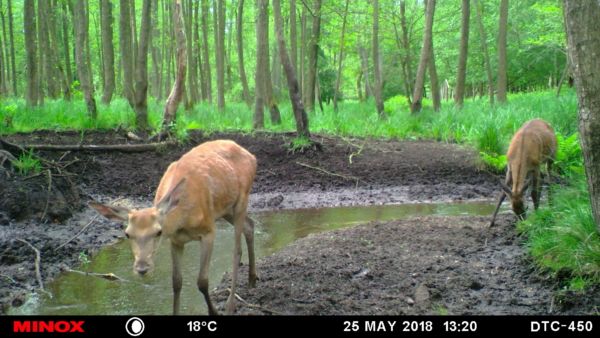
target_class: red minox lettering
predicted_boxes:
[12,320,85,333]
[13,321,31,333]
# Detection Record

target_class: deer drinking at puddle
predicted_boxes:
[90,140,257,315]
[490,119,557,226]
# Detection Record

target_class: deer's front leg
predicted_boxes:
[171,242,184,315]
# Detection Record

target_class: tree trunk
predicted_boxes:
[372,0,385,117]
[36,0,48,103]
[253,0,268,129]
[61,0,73,90]
[263,5,281,125]
[24,0,38,106]
[237,0,251,108]
[398,0,413,102]
[411,0,435,113]
[332,0,349,112]
[120,0,134,104]
[454,0,469,107]
[300,6,306,101]
[273,0,309,139]
[497,0,508,103]
[564,0,600,231]
[427,0,440,112]
[474,0,494,105]
[7,0,15,95]
[150,0,162,99]
[100,0,115,104]
[358,46,372,100]
[216,0,225,110]
[184,0,198,106]
[163,0,186,130]
[0,0,9,95]
[193,1,204,101]
[201,0,212,103]
[290,0,297,73]
[305,0,322,112]
[49,0,71,101]
[73,0,97,118]
[133,0,152,132]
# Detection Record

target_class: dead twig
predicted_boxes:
[16,239,45,291]
[232,290,284,315]
[55,215,100,251]
[1,138,175,153]
[65,268,129,282]
[296,161,359,185]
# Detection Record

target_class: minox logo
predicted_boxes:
[13,320,85,333]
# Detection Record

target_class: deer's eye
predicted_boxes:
[156,230,162,237]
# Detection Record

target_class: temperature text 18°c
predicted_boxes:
[187,321,217,332]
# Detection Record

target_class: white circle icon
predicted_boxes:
[125,317,145,336]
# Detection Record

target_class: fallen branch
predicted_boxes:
[296,161,359,184]
[232,290,284,315]
[65,268,128,282]
[6,141,176,153]
[55,215,100,251]
[16,239,44,291]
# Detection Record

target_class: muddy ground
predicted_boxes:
[0,130,596,314]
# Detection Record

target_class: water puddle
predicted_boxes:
[10,201,497,315]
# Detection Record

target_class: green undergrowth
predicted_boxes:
[518,176,600,291]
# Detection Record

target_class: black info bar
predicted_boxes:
[1,316,598,337]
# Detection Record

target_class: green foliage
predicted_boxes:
[554,133,583,176]
[517,176,600,289]
[11,150,42,176]
[480,152,507,172]
[288,136,312,152]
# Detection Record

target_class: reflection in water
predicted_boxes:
[10,201,496,315]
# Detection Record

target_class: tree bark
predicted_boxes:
[193,1,204,101]
[119,0,134,104]
[100,0,115,104]
[398,0,413,102]
[427,0,440,112]
[163,0,186,130]
[215,0,225,110]
[61,0,73,90]
[133,0,152,132]
[411,0,435,113]
[73,0,97,118]
[236,0,252,108]
[305,0,322,112]
[564,0,600,231]
[7,0,15,95]
[372,0,385,117]
[300,6,306,100]
[24,0,38,106]
[253,0,267,129]
[0,0,9,95]
[201,0,212,103]
[184,0,198,106]
[358,46,372,100]
[150,0,162,99]
[290,0,297,73]
[474,0,494,105]
[333,0,349,112]
[497,0,508,103]
[273,0,310,139]
[263,4,281,125]
[36,0,47,103]
[454,0,469,107]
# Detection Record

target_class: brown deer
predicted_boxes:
[90,140,257,315]
[490,119,557,226]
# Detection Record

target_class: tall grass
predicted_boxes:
[518,176,600,289]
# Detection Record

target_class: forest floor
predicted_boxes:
[0,130,597,314]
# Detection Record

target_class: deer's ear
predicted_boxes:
[89,202,130,222]
[157,178,187,216]
[500,182,512,197]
